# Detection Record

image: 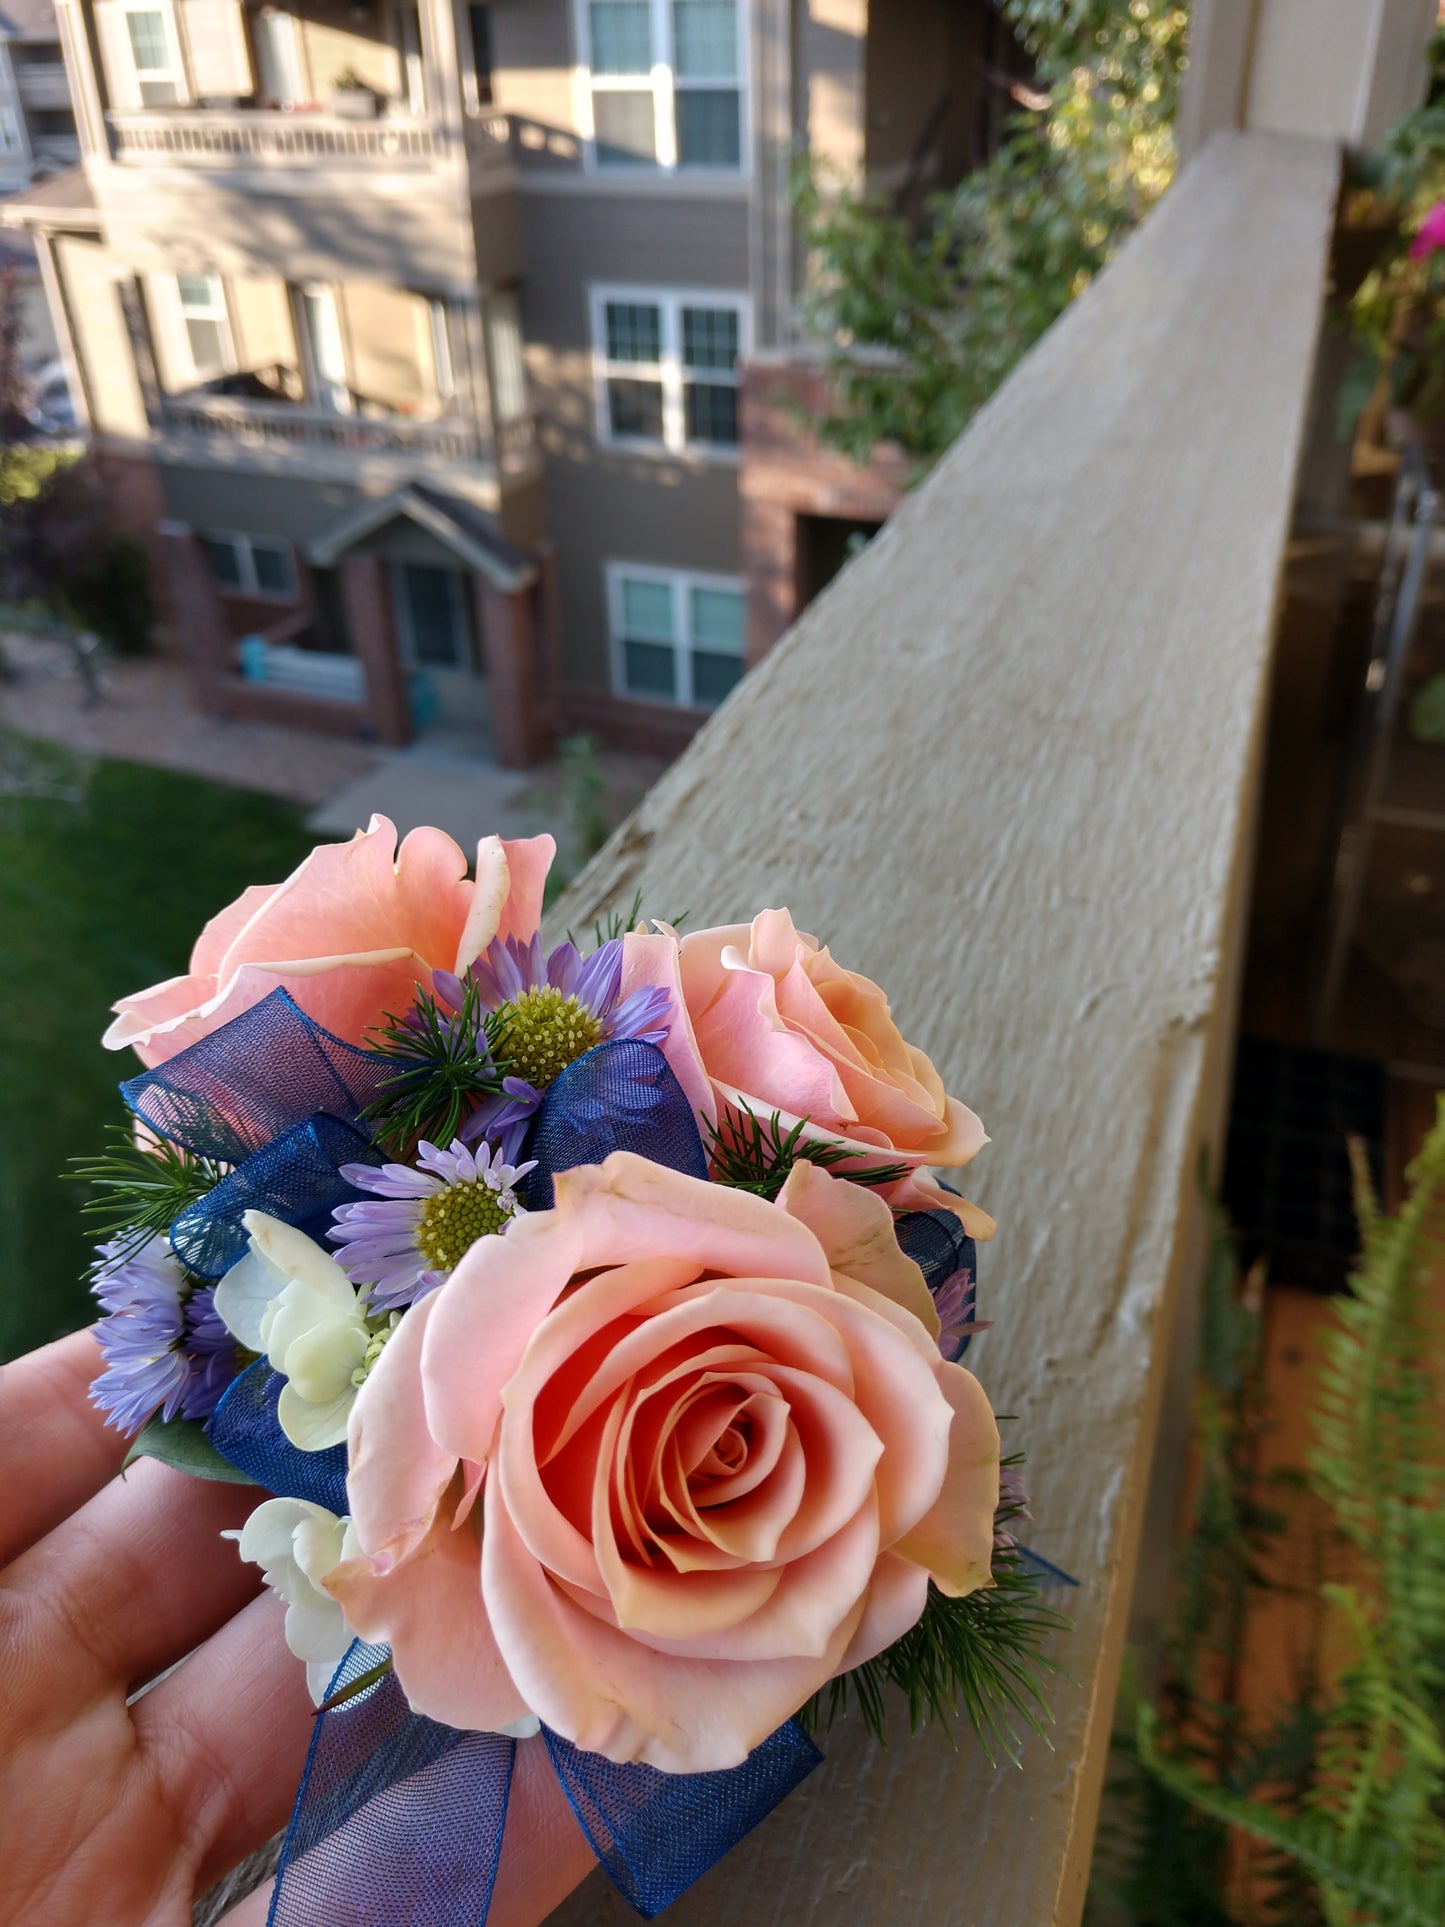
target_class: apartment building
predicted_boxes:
[4,0,1016,764]
[1,0,79,189]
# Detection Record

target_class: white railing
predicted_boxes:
[109,109,437,166]
[106,106,514,172]
[159,392,488,465]
[14,62,72,109]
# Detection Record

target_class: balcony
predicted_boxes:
[13,62,72,110]
[153,374,535,483]
[105,105,512,174]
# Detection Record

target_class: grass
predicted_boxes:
[0,733,317,1362]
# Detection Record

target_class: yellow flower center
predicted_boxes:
[415,1177,513,1273]
[493,986,602,1092]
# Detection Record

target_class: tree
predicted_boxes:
[796,0,1190,471]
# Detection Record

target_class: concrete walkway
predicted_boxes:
[1,630,668,849]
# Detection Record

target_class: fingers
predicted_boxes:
[136,1591,314,1895]
[2,1457,262,1713]
[0,1329,127,1566]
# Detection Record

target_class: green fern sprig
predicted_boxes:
[361,976,508,1155]
[66,1126,227,1265]
[706,1101,912,1201]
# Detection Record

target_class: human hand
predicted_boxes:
[0,1329,600,1927]
[0,1328,313,1926]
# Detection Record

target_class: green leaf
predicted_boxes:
[123,1411,257,1485]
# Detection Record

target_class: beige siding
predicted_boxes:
[142,270,191,392]
[339,281,436,411]
[800,0,867,176]
[55,235,148,438]
[299,2,401,101]
[488,0,576,133]
[231,274,297,378]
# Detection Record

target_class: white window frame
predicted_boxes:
[575,0,749,176]
[589,283,748,457]
[174,270,236,382]
[605,561,746,710]
[122,3,187,103]
[202,530,298,600]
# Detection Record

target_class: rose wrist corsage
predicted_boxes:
[76,817,1066,1925]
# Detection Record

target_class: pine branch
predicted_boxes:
[802,1544,1068,1763]
[361,978,507,1155]
[66,1127,226,1264]
[706,1101,912,1202]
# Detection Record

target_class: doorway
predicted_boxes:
[390,562,489,732]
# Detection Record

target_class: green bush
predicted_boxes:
[0,445,155,655]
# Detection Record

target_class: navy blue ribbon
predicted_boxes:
[120,991,392,1278]
[265,1643,821,1926]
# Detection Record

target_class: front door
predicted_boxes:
[392,563,489,731]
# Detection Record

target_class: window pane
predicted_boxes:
[622,577,674,638]
[681,305,738,372]
[684,379,737,445]
[607,376,664,440]
[624,638,677,699]
[691,647,743,707]
[676,88,740,167]
[593,89,657,166]
[673,0,736,79]
[201,535,243,588]
[252,542,295,596]
[126,10,169,69]
[177,273,219,313]
[605,300,661,365]
[184,316,227,374]
[590,0,652,73]
[689,585,743,650]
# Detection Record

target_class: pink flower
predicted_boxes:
[1411,199,1445,261]
[626,911,993,1235]
[104,818,553,1067]
[328,1153,1000,1772]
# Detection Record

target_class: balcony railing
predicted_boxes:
[157,391,489,464]
[14,62,72,109]
[534,129,1344,1927]
[106,105,513,172]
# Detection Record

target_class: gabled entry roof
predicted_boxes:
[303,484,537,592]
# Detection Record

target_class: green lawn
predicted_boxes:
[0,735,317,1361]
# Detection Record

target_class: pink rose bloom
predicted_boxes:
[1410,199,1445,261]
[625,911,992,1235]
[329,1153,1000,1772]
[104,817,553,1067]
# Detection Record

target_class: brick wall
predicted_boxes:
[738,359,907,665]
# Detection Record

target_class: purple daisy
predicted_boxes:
[90,1236,192,1435]
[932,1263,992,1363]
[179,1283,244,1421]
[330,1137,536,1313]
[439,934,671,1154]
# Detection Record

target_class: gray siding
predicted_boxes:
[158,463,369,541]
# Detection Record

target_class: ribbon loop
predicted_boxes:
[209,1360,349,1513]
[122,988,392,1164]
[519,1039,708,1210]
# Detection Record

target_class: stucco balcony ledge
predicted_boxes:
[535,129,1342,1927]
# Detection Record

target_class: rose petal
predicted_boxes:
[775,1160,940,1340]
[892,1361,1000,1596]
[347,1291,458,1568]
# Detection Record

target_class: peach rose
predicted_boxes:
[626,911,992,1234]
[104,817,553,1067]
[328,1152,999,1772]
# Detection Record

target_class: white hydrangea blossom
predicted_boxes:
[215,1211,370,1449]
[227,1496,360,1704]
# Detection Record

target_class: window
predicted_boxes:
[124,6,184,106]
[607,564,745,708]
[582,0,743,172]
[201,532,297,599]
[176,273,233,379]
[467,4,493,106]
[486,289,528,423]
[591,287,745,452]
